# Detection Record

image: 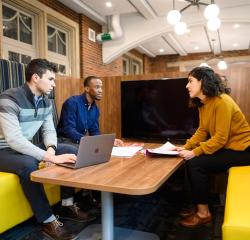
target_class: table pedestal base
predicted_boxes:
[77,224,160,240]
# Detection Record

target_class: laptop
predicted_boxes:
[58,134,115,169]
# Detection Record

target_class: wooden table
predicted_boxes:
[31,143,184,240]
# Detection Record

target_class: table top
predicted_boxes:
[31,143,184,195]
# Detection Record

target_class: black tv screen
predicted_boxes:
[121,78,199,142]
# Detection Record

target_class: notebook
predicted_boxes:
[57,134,115,169]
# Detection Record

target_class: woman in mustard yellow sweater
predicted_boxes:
[177,67,250,228]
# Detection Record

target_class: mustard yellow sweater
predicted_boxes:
[184,94,250,156]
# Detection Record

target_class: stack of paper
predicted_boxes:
[111,146,143,157]
[146,141,178,156]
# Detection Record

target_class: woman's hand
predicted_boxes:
[177,149,195,160]
[174,146,185,151]
[114,138,124,147]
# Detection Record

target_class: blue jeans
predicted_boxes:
[0,143,78,222]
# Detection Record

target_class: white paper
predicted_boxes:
[147,141,178,155]
[111,146,143,157]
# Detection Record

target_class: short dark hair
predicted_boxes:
[83,76,99,87]
[25,58,58,82]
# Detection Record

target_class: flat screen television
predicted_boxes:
[121,78,199,143]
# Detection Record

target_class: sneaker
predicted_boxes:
[60,203,96,222]
[42,218,78,240]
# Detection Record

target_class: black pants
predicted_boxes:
[186,148,250,204]
[0,143,78,222]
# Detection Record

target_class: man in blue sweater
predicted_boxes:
[57,76,123,146]
[0,59,95,240]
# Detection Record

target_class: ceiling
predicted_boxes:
[58,0,250,60]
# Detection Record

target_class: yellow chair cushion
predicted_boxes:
[0,172,60,234]
[222,166,250,240]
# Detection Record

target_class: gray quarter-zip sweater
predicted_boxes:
[0,83,57,160]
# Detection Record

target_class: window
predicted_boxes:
[48,25,66,56]
[123,58,129,75]
[9,51,31,64]
[2,3,35,64]
[3,4,32,44]
[132,61,140,75]
[1,0,80,76]
[122,54,143,75]
[47,23,69,75]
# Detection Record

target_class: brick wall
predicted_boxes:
[79,14,123,79]
[143,55,152,74]
[38,0,79,22]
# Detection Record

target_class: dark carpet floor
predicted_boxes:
[0,169,225,240]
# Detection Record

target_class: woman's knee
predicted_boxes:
[186,157,200,169]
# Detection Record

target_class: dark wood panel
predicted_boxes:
[218,66,250,124]
[55,75,81,117]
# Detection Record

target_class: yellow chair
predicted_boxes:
[0,172,60,234]
[222,166,250,240]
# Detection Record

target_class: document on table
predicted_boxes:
[111,146,143,157]
[146,141,178,156]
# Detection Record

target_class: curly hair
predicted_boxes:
[188,67,230,107]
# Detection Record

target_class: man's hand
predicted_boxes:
[46,146,56,155]
[43,152,77,164]
[177,149,195,160]
[114,138,124,147]
[52,154,77,164]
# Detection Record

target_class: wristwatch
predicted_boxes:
[46,145,57,151]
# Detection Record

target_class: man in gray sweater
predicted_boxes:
[0,59,94,240]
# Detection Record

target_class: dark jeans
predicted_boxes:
[58,136,79,149]
[186,147,250,204]
[0,143,78,223]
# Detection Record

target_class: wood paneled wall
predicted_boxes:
[54,67,250,139]
[220,66,250,124]
[55,75,81,116]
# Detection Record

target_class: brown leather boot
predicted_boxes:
[59,203,96,222]
[179,213,212,228]
[42,219,78,240]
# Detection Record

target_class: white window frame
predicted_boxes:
[2,2,36,63]
[47,23,69,75]
[0,0,80,77]
[123,53,143,75]
[123,57,129,75]
[132,60,140,75]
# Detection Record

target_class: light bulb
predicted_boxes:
[204,4,220,20]
[105,1,112,7]
[167,10,181,25]
[200,62,209,67]
[217,60,228,70]
[174,21,187,35]
[207,17,221,31]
